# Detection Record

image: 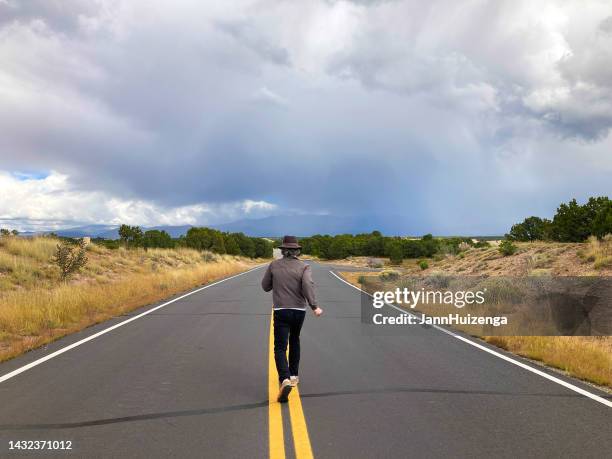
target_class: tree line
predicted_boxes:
[299,231,484,262]
[112,225,273,258]
[507,196,612,242]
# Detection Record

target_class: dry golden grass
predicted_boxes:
[0,235,58,262]
[579,235,612,269]
[0,237,259,362]
[484,336,612,387]
[340,271,612,388]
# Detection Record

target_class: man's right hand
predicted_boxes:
[313,307,323,317]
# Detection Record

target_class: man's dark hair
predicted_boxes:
[281,248,301,258]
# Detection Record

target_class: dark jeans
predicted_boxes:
[273,309,306,383]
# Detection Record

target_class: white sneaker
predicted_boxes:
[277,379,292,403]
[290,376,299,387]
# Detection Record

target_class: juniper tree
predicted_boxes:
[54,239,88,281]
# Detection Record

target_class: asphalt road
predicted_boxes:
[0,262,610,458]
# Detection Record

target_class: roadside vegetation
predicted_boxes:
[0,230,269,362]
[301,196,611,265]
[483,336,611,387]
[331,196,612,389]
[341,266,612,389]
[98,224,274,258]
[300,231,474,263]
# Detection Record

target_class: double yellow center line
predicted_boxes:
[268,316,314,459]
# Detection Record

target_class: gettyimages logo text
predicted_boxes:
[372,287,487,309]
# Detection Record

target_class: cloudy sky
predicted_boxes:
[1,0,611,234]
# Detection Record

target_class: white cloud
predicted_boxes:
[242,199,277,213]
[0,171,277,231]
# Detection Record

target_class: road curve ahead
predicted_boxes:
[0,262,610,458]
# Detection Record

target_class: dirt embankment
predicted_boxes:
[327,240,612,277]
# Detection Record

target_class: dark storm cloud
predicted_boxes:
[0,0,611,232]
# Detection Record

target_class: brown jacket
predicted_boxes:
[261,257,318,310]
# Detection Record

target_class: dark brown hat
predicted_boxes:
[279,235,301,249]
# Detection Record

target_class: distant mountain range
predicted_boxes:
[20,214,427,238]
[21,224,192,239]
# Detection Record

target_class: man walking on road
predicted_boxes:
[261,235,323,403]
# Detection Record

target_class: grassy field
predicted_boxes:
[0,236,259,362]
[339,237,612,389]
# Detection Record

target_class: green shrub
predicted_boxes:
[298,231,440,260]
[357,275,367,284]
[418,260,429,270]
[387,241,403,265]
[142,229,174,249]
[118,224,143,247]
[498,240,517,256]
[54,239,88,281]
[507,216,550,241]
[506,196,611,242]
[224,235,241,255]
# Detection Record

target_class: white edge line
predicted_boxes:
[329,270,612,409]
[0,265,265,385]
